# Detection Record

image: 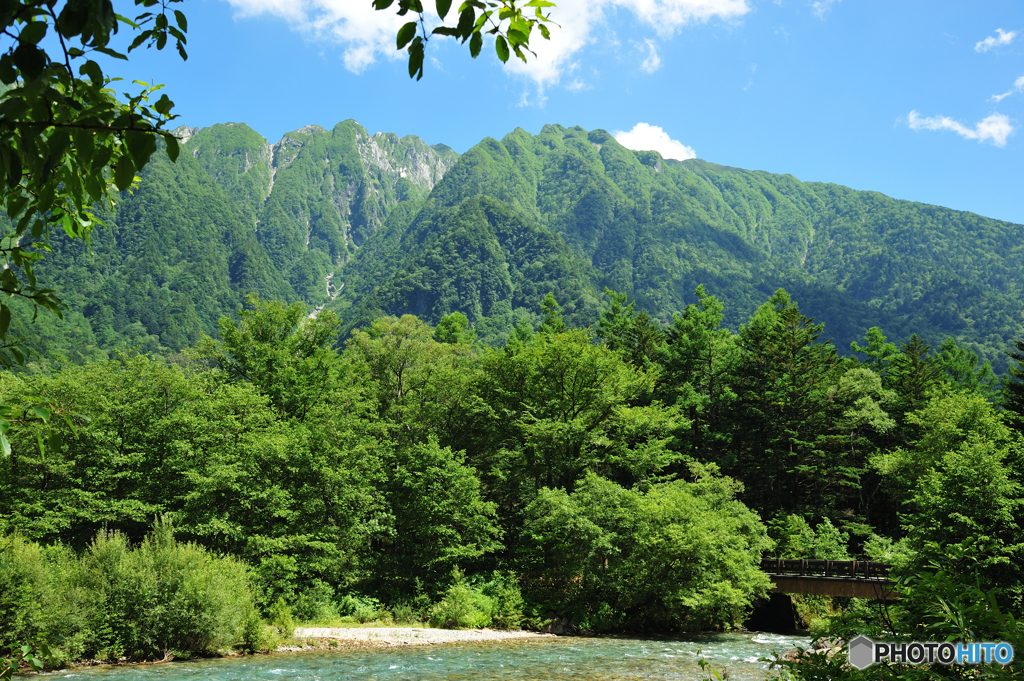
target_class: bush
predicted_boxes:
[267,598,295,637]
[428,569,493,629]
[292,580,339,623]
[392,601,420,625]
[0,520,256,663]
[482,572,524,629]
[240,612,281,653]
[336,594,389,623]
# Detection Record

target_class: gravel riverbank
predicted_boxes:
[286,627,556,649]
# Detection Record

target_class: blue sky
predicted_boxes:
[117,0,1023,223]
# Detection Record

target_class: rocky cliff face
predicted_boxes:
[182,119,459,305]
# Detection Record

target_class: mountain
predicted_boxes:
[16,120,456,361]
[14,121,1024,370]
[328,124,1024,366]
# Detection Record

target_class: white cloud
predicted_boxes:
[224,0,750,84]
[809,0,840,20]
[223,0,408,72]
[639,39,661,73]
[614,122,696,160]
[505,0,749,88]
[625,0,751,36]
[907,110,1014,147]
[987,75,1024,103]
[566,78,592,92]
[975,28,1017,53]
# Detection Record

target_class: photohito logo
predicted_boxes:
[848,636,1015,669]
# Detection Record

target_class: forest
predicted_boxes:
[3,285,1024,677]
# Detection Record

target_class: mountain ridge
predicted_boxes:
[11,120,1023,372]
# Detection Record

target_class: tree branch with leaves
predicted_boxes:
[0,0,188,367]
[374,0,557,80]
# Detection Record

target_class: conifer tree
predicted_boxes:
[1003,338,1024,431]
[727,289,843,519]
[657,285,737,459]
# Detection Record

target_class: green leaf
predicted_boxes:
[79,59,103,84]
[114,157,136,191]
[33,405,51,420]
[165,134,180,162]
[13,44,46,80]
[524,0,556,6]
[154,93,174,115]
[469,31,483,58]
[457,7,475,39]
[126,130,158,169]
[408,36,424,80]
[0,53,17,83]
[373,0,396,8]
[174,9,188,32]
[507,28,528,45]
[397,21,417,49]
[436,0,453,20]
[495,35,509,62]
[19,21,48,45]
[0,305,8,338]
[94,46,127,60]
[128,32,149,53]
[58,3,90,37]
[1,431,10,458]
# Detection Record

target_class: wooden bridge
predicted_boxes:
[760,559,896,599]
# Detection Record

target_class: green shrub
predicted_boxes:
[336,594,388,623]
[483,572,524,629]
[267,598,295,637]
[520,470,772,631]
[240,613,282,653]
[0,537,50,648]
[292,580,339,623]
[392,601,420,625]
[428,569,493,629]
[0,521,256,663]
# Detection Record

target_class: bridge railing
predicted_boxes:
[760,558,890,580]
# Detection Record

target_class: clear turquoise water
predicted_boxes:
[52,633,808,681]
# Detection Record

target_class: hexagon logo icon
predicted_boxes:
[848,635,875,670]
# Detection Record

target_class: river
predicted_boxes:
[52,632,809,681]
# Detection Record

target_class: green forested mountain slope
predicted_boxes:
[13,120,457,361]
[187,120,458,304]
[329,124,1024,367]
[12,121,1024,370]
[338,196,602,342]
[16,141,290,362]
